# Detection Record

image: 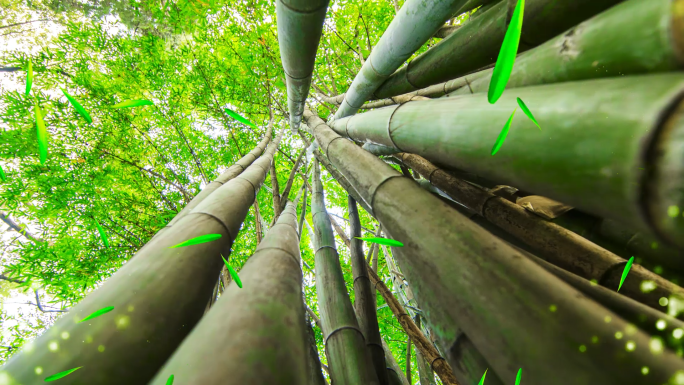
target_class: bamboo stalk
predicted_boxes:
[270,160,282,218]
[276,0,330,130]
[383,338,411,385]
[310,159,380,385]
[303,108,684,384]
[330,74,684,249]
[349,196,390,385]
[280,148,306,212]
[395,152,684,311]
[0,130,284,384]
[333,0,470,119]
[306,311,328,385]
[148,199,307,384]
[414,315,437,385]
[406,338,412,384]
[373,0,626,99]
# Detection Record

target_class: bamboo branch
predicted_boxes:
[0,19,50,30]
[0,212,42,243]
[279,148,306,212]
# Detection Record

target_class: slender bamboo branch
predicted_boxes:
[0,19,50,30]
[279,148,306,212]
[0,212,42,243]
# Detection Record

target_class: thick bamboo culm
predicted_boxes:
[0,130,284,384]
[306,311,329,385]
[348,196,390,385]
[310,159,380,385]
[330,74,684,249]
[372,0,625,99]
[148,200,307,384]
[276,0,329,131]
[303,108,684,385]
[395,152,684,311]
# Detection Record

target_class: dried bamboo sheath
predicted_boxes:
[148,200,307,384]
[304,109,684,385]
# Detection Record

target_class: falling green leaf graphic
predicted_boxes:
[225,108,256,128]
[95,220,109,247]
[618,256,635,292]
[515,368,522,385]
[0,166,6,182]
[26,61,33,96]
[355,237,404,247]
[111,99,154,108]
[78,306,114,323]
[478,369,488,385]
[166,374,174,385]
[34,102,48,165]
[516,98,540,129]
[169,233,222,248]
[488,0,525,104]
[491,108,517,155]
[222,255,242,288]
[44,367,82,382]
[62,89,92,124]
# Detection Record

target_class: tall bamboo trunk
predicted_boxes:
[280,148,306,211]
[373,0,626,99]
[330,74,684,249]
[382,338,411,385]
[306,312,328,385]
[271,160,282,218]
[414,315,437,385]
[276,0,329,130]
[148,199,307,384]
[0,130,284,384]
[310,159,380,385]
[303,108,684,385]
[348,196,389,385]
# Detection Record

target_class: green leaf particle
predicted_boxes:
[478,369,488,385]
[488,0,525,104]
[491,108,517,155]
[95,220,109,247]
[166,374,174,385]
[61,89,92,124]
[618,256,635,292]
[225,108,256,128]
[516,97,540,129]
[44,366,82,382]
[355,237,404,247]
[78,306,114,323]
[111,100,154,108]
[26,61,33,96]
[0,166,6,182]
[222,255,242,288]
[34,102,48,165]
[515,368,522,385]
[169,233,222,249]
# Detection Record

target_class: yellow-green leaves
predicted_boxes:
[111,100,154,108]
[62,89,92,124]
[25,61,33,96]
[515,368,522,384]
[488,0,525,104]
[166,374,174,385]
[618,256,635,292]
[169,234,222,249]
[44,367,82,382]
[478,369,488,385]
[0,166,6,182]
[34,102,48,165]
[95,220,109,247]
[492,108,517,155]
[516,98,539,129]
[225,108,256,128]
[355,237,404,247]
[222,255,242,288]
[78,306,114,323]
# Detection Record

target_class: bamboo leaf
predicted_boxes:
[355,237,404,247]
[222,255,242,288]
[78,306,114,323]
[34,102,48,165]
[0,166,6,182]
[488,0,525,104]
[169,234,222,249]
[61,89,93,124]
[516,98,540,129]
[515,368,522,385]
[166,374,174,385]
[225,108,256,128]
[491,108,517,155]
[478,369,487,385]
[111,100,154,108]
[95,220,109,247]
[25,61,33,96]
[44,366,82,382]
[618,256,635,292]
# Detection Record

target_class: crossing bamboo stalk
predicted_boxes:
[303,108,684,385]
[280,148,306,211]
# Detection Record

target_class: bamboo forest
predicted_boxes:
[0,0,683,383]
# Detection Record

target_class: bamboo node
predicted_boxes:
[323,325,366,346]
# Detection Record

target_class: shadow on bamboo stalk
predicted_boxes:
[304,108,684,385]
[0,131,284,384]
[148,200,308,384]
